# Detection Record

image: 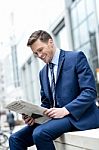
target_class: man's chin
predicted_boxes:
[43,59,49,64]
[42,58,51,64]
[44,61,48,64]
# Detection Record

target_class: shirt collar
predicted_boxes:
[51,48,60,66]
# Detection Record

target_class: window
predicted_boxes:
[87,14,96,33]
[96,0,99,24]
[73,28,80,49]
[71,6,78,29]
[77,0,86,23]
[86,0,94,16]
[55,26,69,50]
[89,32,98,58]
[79,43,91,61]
[79,21,89,45]
[52,18,70,50]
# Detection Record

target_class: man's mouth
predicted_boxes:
[42,55,46,60]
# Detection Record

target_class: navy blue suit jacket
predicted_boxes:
[39,50,99,130]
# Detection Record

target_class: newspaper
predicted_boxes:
[5,100,51,124]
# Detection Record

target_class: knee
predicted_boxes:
[33,126,50,143]
[33,127,42,141]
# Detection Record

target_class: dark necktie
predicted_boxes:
[49,63,55,107]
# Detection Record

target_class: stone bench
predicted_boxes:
[28,128,99,150]
[54,128,99,150]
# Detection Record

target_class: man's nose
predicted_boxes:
[38,52,42,58]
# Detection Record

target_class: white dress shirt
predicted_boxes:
[48,48,60,85]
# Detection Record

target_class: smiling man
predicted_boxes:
[9,30,99,150]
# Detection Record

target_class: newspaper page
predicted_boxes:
[5,100,51,124]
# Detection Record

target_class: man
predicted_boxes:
[9,30,99,150]
[7,110,15,134]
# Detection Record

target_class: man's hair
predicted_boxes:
[27,30,52,46]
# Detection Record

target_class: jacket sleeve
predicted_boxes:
[65,51,97,120]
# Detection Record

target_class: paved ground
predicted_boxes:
[1,124,37,150]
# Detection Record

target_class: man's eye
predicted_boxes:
[33,48,43,56]
[38,48,43,52]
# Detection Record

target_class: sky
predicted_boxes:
[0,0,47,57]
[0,0,65,61]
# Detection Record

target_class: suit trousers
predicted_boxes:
[9,116,77,150]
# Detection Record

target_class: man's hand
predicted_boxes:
[44,107,70,118]
[22,114,35,126]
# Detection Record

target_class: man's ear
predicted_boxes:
[48,39,54,47]
[49,39,53,44]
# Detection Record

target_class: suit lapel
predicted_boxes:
[56,50,65,84]
[42,50,65,96]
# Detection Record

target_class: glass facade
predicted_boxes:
[54,26,70,50]
[11,45,20,87]
[21,55,41,104]
[0,61,6,107]
[70,0,99,95]
[52,18,70,51]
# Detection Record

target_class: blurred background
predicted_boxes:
[0,0,99,137]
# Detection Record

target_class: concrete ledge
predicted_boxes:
[28,128,99,150]
[54,128,99,150]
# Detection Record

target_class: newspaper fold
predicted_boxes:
[5,100,51,124]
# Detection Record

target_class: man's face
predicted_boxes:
[30,39,55,63]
